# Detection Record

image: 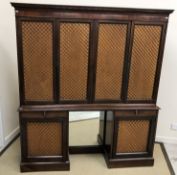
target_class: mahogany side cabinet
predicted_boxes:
[11,3,173,172]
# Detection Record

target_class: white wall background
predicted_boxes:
[0,0,177,150]
[0,0,20,151]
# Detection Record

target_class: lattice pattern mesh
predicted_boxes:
[27,122,62,156]
[22,22,53,102]
[95,24,127,100]
[60,23,89,100]
[117,120,150,153]
[128,25,162,100]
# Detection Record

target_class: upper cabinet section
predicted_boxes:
[11,3,173,105]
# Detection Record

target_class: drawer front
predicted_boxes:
[20,111,68,162]
[113,109,158,158]
[115,109,157,117]
[21,111,68,118]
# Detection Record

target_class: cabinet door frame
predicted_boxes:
[16,17,56,105]
[125,21,168,103]
[20,111,69,162]
[57,19,92,104]
[93,20,131,103]
[112,112,158,159]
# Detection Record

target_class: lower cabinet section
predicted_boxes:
[19,106,158,171]
[19,111,69,172]
[102,108,158,168]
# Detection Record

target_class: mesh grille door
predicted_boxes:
[59,23,90,101]
[95,23,127,101]
[22,21,54,103]
[116,120,150,153]
[127,24,162,101]
[27,122,62,156]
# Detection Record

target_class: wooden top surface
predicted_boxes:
[19,104,160,112]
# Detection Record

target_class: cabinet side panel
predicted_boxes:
[22,21,54,102]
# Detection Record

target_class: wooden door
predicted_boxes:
[94,22,130,102]
[59,22,90,103]
[127,23,164,102]
[20,20,54,104]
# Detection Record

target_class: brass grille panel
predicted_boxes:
[22,22,53,102]
[95,24,127,100]
[27,122,62,156]
[60,23,89,101]
[128,25,162,100]
[117,120,150,153]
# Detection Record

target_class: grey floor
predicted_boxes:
[0,138,171,175]
[164,143,177,174]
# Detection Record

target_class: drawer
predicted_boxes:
[20,111,68,118]
[115,109,157,117]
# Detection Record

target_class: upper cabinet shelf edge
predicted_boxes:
[11,3,173,21]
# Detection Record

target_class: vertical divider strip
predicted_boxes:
[121,21,134,102]
[87,21,99,103]
[16,18,25,105]
[152,23,167,102]
[53,19,60,103]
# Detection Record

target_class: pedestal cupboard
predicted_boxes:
[11,3,173,172]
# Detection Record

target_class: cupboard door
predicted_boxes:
[20,111,68,161]
[21,21,54,103]
[113,110,157,157]
[116,120,150,153]
[95,23,128,101]
[27,122,62,156]
[59,23,90,102]
[128,24,162,101]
